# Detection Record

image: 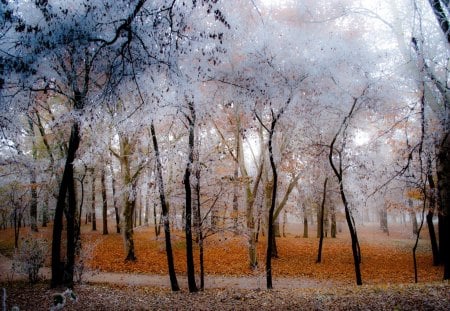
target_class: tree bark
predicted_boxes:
[91,169,97,231]
[317,178,328,263]
[184,102,198,293]
[266,117,278,290]
[328,95,363,286]
[101,167,108,235]
[51,122,80,288]
[119,136,137,262]
[150,122,179,291]
[109,159,120,234]
[436,133,450,279]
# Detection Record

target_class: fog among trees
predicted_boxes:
[0,0,449,295]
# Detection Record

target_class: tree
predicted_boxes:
[150,121,180,291]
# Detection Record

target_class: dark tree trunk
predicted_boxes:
[150,122,179,291]
[64,157,78,288]
[101,168,108,235]
[437,132,450,279]
[328,96,363,286]
[123,195,137,261]
[91,170,97,231]
[51,122,80,288]
[266,119,278,290]
[282,209,287,237]
[316,204,322,238]
[183,103,198,293]
[317,178,328,263]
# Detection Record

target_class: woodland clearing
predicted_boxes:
[1,222,449,310]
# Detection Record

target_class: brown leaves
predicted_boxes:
[87,226,443,285]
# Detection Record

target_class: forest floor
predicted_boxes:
[1,222,449,309]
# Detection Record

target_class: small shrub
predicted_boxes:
[12,236,48,284]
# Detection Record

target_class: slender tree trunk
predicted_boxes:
[101,167,108,235]
[317,178,328,263]
[329,121,362,284]
[51,122,80,288]
[330,203,337,238]
[303,204,308,238]
[183,103,198,293]
[109,160,120,234]
[232,158,239,233]
[150,122,179,291]
[144,197,149,226]
[282,209,287,237]
[42,194,49,227]
[266,118,278,290]
[91,169,97,231]
[30,169,38,232]
[409,199,418,235]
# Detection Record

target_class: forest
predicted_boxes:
[0,0,450,310]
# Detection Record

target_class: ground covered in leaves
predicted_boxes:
[2,281,449,310]
[87,224,442,285]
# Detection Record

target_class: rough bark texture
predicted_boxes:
[119,137,136,262]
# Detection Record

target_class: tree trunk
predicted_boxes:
[303,204,308,238]
[91,169,97,231]
[282,209,287,237]
[101,167,108,235]
[317,178,328,263]
[232,129,240,233]
[436,132,450,279]
[51,122,80,288]
[30,169,38,232]
[380,204,389,235]
[266,117,278,290]
[117,136,137,261]
[330,204,337,238]
[123,196,136,261]
[109,159,121,234]
[184,102,198,293]
[150,122,179,291]
[42,194,49,227]
[409,199,418,236]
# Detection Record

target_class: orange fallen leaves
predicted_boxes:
[86,226,443,285]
